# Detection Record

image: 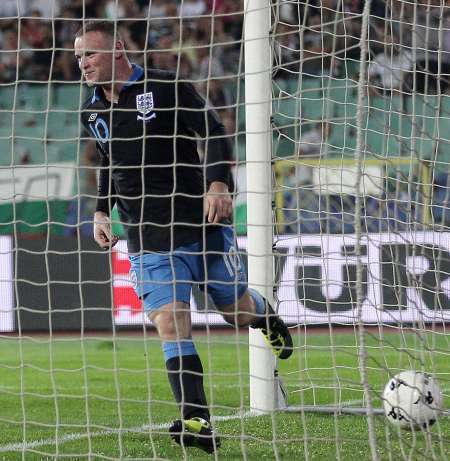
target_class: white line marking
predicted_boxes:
[0,411,255,453]
[1,402,448,452]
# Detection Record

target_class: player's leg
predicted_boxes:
[148,302,210,422]
[205,227,293,359]
[149,303,219,452]
[236,291,293,360]
[219,290,293,360]
[129,249,220,453]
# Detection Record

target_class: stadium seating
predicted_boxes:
[437,95,450,168]
[2,79,446,165]
[432,173,450,226]
[1,79,449,233]
[403,94,440,160]
[53,84,86,110]
[0,85,16,117]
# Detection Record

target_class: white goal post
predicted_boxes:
[244,0,285,414]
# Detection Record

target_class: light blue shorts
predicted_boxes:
[129,227,247,311]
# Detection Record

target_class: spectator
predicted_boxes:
[368,33,412,95]
[210,12,240,76]
[21,12,54,81]
[55,7,81,46]
[149,34,177,71]
[178,0,206,18]
[178,22,198,71]
[196,44,225,80]
[104,0,142,20]
[211,0,243,41]
[278,1,300,25]
[67,0,107,20]
[21,9,48,48]
[193,15,232,79]
[0,27,31,83]
[53,39,80,81]
[26,0,61,19]
[145,0,169,19]
[297,121,331,157]
[279,121,333,193]
[273,23,300,78]
[147,2,178,49]
[111,1,148,56]
[299,15,341,77]
[0,0,29,21]
[412,1,450,93]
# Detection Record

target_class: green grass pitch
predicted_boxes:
[0,330,448,460]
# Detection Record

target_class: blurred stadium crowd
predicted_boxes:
[2,1,450,92]
[0,1,449,234]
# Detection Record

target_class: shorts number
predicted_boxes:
[223,246,241,278]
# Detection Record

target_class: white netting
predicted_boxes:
[0,1,448,460]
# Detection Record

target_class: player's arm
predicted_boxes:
[94,148,118,249]
[178,82,233,223]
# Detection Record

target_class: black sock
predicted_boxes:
[166,354,210,422]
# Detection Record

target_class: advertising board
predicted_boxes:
[0,236,14,332]
[112,232,450,326]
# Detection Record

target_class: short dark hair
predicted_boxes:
[75,20,122,40]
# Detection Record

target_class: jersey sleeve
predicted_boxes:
[80,98,116,215]
[177,81,233,187]
[95,144,117,215]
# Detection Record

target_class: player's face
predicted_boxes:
[74,32,115,87]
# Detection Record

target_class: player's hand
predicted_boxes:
[93,211,119,249]
[205,181,233,223]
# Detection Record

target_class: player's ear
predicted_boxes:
[114,40,125,59]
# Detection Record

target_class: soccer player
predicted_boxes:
[75,21,293,453]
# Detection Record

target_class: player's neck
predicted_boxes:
[102,84,120,104]
[102,63,134,103]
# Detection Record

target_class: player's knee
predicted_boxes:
[157,316,178,339]
[222,311,254,327]
[219,295,257,327]
[149,304,191,341]
[235,312,254,326]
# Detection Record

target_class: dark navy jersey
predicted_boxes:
[80,65,232,252]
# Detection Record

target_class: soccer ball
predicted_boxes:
[383,370,443,430]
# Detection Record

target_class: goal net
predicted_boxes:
[0,0,448,459]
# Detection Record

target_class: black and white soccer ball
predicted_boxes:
[383,370,443,430]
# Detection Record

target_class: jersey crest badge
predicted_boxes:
[136,92,156,121]
[88,113,98,122]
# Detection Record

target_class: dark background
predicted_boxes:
[15,235,113,331]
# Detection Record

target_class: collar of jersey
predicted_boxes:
[91,63,144,104]
[123,64,144,87]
